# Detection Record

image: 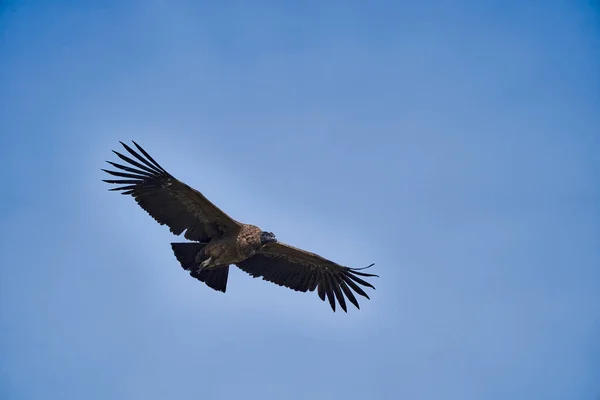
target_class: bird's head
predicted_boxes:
[260,231,277,245]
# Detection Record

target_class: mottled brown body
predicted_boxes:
[203,224,263,266]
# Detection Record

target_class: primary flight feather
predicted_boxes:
[102,141,377,312]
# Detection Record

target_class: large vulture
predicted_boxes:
[102,141,377,312]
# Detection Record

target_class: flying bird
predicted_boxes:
[102,141,377,312]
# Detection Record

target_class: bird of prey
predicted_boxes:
[102,141,377,312]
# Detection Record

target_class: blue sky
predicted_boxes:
[0,1,599,399]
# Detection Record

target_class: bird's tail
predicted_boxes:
[171,242,229,293]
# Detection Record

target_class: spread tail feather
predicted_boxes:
[170,242,229,293]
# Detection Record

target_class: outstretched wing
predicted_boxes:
[235,242,377,312]
[102,141,241,242]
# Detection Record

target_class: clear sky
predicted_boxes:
[0,1,599,399]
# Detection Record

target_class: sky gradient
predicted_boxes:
[1,1,599,399]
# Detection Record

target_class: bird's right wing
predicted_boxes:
[236,241,377,312]
[102,141,241,242]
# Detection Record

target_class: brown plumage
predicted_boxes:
[102,141,378,312]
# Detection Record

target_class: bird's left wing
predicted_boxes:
[235,242,377,312]
[102,141,241,242]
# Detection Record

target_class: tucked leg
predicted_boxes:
[196,257,213,273]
